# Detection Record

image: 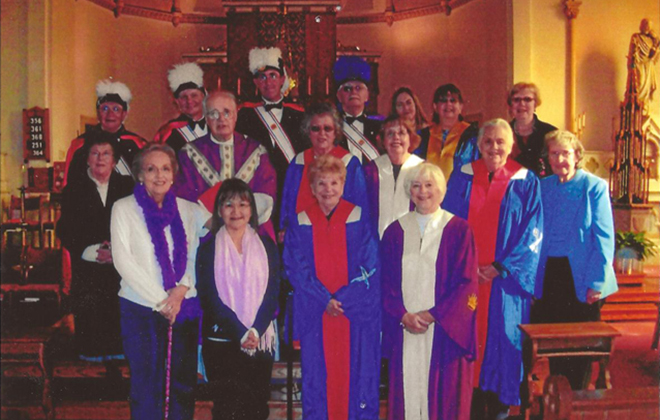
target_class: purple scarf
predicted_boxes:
[134,183,200,321]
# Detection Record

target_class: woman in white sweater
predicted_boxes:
[111,143,209,420]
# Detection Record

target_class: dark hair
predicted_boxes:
[211,178,259,233]
[431,83,464,124]
[391,87,429,131]
[300,102,344,144]
[131,143,179,180]
[378,115,421,153]
[85,131,120,163]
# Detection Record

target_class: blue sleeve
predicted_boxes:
[279,160,300,232]
[442,169,471,220]
[282,220,332,311]
[334,209,380,323]
[343,157,370,216]
[498,174,543,296]
[585,179,616,294]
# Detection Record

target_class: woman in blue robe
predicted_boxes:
[279,102,368,241]
[443,118,543,419]
[532,130,618,389]
[283,154,380,420]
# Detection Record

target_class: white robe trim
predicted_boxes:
[399,209,453,420]
[374,154,424,238]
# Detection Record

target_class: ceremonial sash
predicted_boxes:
[374,154,423,238]
[295,147,351,214]
[342,122,380,162]
[115,157,132,177]
[255,106,296,163]
[466,158,522,383]
[307,200,354,420]
[176,125,204,143]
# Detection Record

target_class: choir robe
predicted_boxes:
[283,200,381,420]
[279,147,368,232]
[154,114,208,153]
[381,210,478,420]
[414,122,480,181]
[442,161,543,406]
[173,132,277,214]
[364,154,424,238]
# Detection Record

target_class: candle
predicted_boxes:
[325,78,329,95]
[237,78,241,96]
[307,77,312,95]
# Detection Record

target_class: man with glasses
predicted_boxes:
[154,62,208,152]
[333,56,382,163]
[64,79,146,185]
[173,91,277,234]
[236,47,308,230]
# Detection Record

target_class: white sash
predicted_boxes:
[342,122,380,162]
[115,157,132,177]
[374,154,424,238]
[399,209,453,420]
[255,106,296,163]
[177,125,205,143]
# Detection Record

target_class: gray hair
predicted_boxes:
[477,118,514,151]
[300,102,345,144]
[404,162,447,200]
[544,130,584,169]
[203,90,238,115]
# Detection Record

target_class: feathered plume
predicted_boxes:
[167,62,204,93]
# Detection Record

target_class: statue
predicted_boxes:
[628,18,660,115]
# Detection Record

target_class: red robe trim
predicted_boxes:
[307,200,354,420]
[295,147,350,214]
[467,158,521,382]
[153,120,188,144]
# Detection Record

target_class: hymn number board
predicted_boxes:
[23,107,51,162]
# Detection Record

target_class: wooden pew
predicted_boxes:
[543,375,659,420]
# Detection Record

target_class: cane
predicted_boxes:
[164,324,173,420]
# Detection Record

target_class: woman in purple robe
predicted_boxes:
[381,162,478,420]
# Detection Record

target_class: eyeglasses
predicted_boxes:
[385,129,408,138]
[437,97,458,104]
[511,96,535,104]
[341,84,365,93]
[206,109,233,120]
[256,72,281,82]
[99,104,124,113]
[89,151,113,159]
[310,125,335,133]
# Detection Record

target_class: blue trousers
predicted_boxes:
[120,298,198,420]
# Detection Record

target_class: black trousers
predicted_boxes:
[531,257,601,389]
[202,339,274,420]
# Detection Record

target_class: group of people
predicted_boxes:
[56,47,619,420]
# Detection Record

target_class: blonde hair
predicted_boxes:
[404,163,447,200]
[544,130,584,169]
[507,82,542,107]
[308,154,347,186]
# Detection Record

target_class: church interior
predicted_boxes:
[1,0,659,418]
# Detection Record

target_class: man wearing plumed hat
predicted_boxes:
[333,56,382,164]
[64,79,147,185]
[154,62,208,152]
[236,47,308,227]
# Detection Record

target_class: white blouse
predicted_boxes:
[111,195,210,310]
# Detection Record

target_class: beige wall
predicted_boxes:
[2,0,659,200]
[338,0,510,124]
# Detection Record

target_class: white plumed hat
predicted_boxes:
[167,62,205,98]
[96,79,132,110]
[249,47,285,75]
